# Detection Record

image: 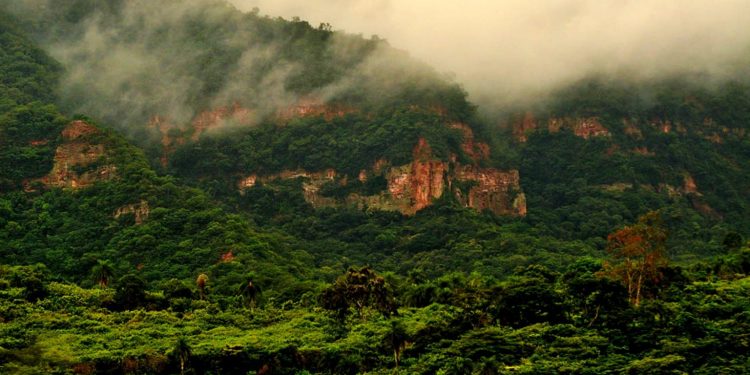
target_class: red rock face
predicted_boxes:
[512,112,538,142]
[683,174,698,194]
[147,115,182,167]
[191,103,254,141]
[30,121,116,190]
[113,200,150,224]
[632,147,655,156]
[450,123,490,161]
[650,119,673,134]
[61,120,99,140]
[220,250,235,263]
[623,119,643,139]
[454,166,525,216]
[149,103,255,166]
[276,98,355,122]
[237,135,526,217]
[572,118,610,139]
[385,138,447,214]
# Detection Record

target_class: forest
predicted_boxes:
[1,1,750,374]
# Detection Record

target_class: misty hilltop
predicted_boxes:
[2,1,750,374]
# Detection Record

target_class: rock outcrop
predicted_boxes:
[239,136,526,216]
[512,115,611,142]
[149,103,255,166]
[114,200,151,224]
[453,166,526,216]
[451,123,490,161]
[28,121,116,190]
[276,98,355,122]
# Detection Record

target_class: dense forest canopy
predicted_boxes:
[1,1,750,374]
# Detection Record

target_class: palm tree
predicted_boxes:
[91,260,115,288]
[386,320,408,369]
[196,273,208,300]
[170,337,191,375]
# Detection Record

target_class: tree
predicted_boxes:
[240,278,260,310]
[114,274,148,310]
[91,260,115,288]
[170,337,191,375]
[196,273,208,300]
[601,211,668,307]
[385,320,408,368]
[320,267,398,320]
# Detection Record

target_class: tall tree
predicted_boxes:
[170,337,191,375]
[196,273,208,300]
[91,260,115,288]
[321,267,398,320]
[601,211,668,306]
[385,320,408,368]
[240,278,260,310]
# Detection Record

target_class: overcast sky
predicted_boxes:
[229,0,750,106]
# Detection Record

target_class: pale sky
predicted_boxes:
[230,0,750,106]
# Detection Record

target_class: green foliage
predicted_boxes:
[2,2,750,374]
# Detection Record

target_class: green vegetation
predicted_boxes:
[1,1,750,373]
[2,244,750,373]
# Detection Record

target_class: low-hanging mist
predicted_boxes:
[5,0,470,133]
[231,0,750,109]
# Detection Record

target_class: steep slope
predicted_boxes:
[498,77,750,249]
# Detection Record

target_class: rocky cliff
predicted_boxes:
[512,113,611,141]
[149,103,255,166]
[511,112,744,145]
[26,121,116,190]
[239,127,526,216]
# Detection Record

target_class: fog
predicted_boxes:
[230,0,750,107]
[6,0,750,127]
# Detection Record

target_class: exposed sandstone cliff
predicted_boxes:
[450,123,490,161]
[453,166,526,216]
[512,115,611,142]
[238,136,526,216]
[276,98,356,122]
[114,200,150,224]
[28,121,116,190]
[149,103,255,166]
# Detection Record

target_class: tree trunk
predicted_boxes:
[635,273,643,307]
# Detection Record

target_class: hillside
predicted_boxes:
[1,1,750,374]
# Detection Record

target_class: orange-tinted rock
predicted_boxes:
[277,98,355,122]
[372,158,388,174]
[512,112,538,142]
[191,103,254,141]
[238,174,258,189]
[707,134,723,144]
[573,118,610,139]
[148,115,183,167]
[632,147,654,156]
[114,200,150,224]
[29,139,49,146]
[450,123,490,161]
[386,138,447,214]
[683,174,698,194]
[546,117,610,139]
[31,121,116,189]
[650,119,673,134]
[454,166,526,216]
[236,138,524,217]
[548,118,564,133]
[220,250,235,263]
[623,119,643,139]
[61,120,98,140]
